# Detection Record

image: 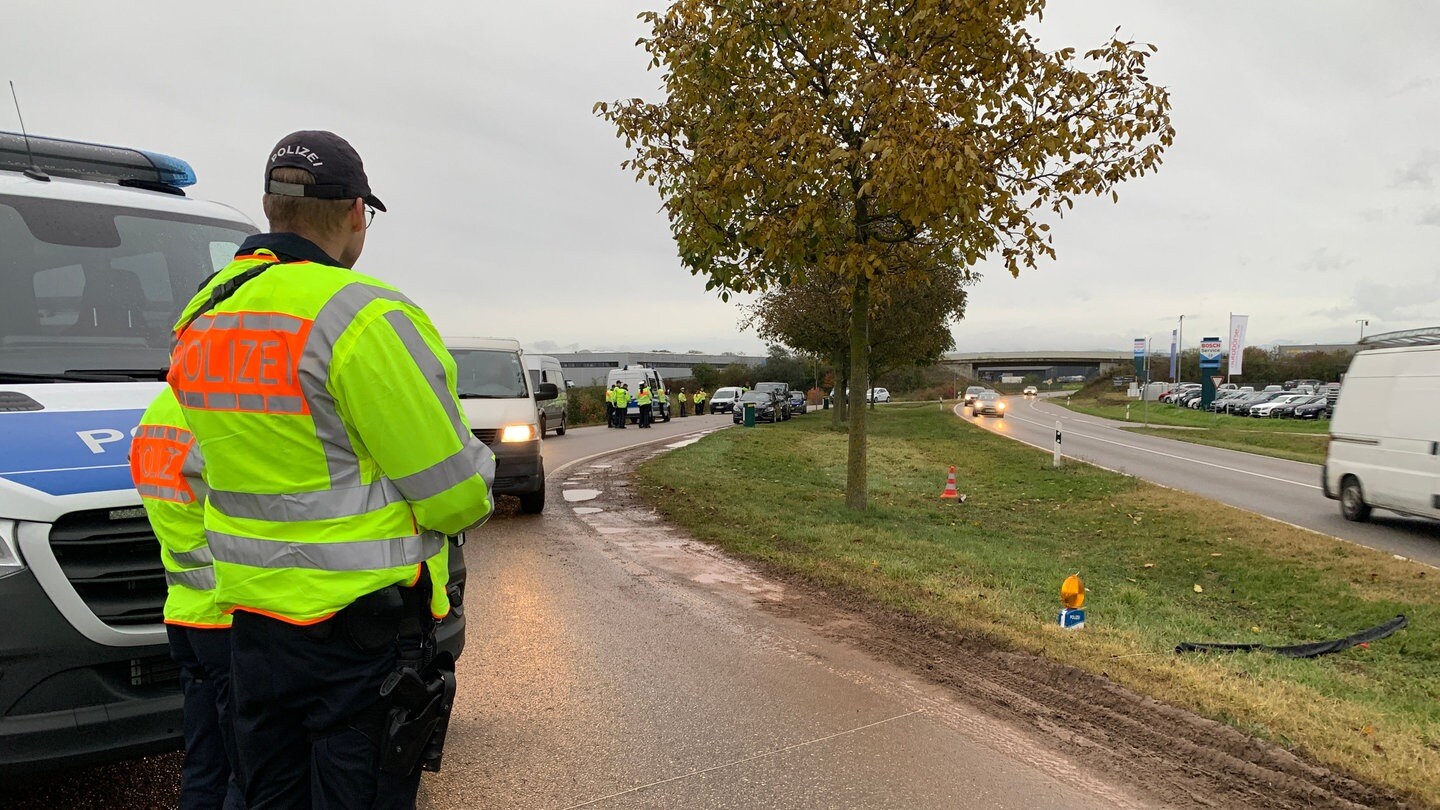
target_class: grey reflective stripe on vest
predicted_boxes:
[392,441,496,502]
[172,546,215,566]
[137,483,189,503]
[240,313,305,333]
[166,567,217,590]
[297,282,417,489]
[209,477,407,522]
[181,438,208,500]
[382,310,469,444]
[208,530,444,571]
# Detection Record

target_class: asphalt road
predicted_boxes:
[420,412,1147,809]
[961,395,1440,568]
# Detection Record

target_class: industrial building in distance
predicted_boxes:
[540,351,768,387]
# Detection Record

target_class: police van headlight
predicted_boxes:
[501,424,538,443]
[0,521,25,581]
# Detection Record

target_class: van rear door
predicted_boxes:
[1373,349,1440,516]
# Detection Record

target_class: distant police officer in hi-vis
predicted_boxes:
[130,389,242,810]
[168,131,495,809]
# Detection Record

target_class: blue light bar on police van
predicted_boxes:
[0,131,197,189]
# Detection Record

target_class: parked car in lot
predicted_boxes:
[1023,385,1038,397]
[963,385,987,406]
[1292,397,1331,419]
[788,389,808,415]
[732,390,784,423]
[1248,393,1310,418]
[1323,329,1440,522]
[1268,394,1327,418]
[867,387,891,403]
[971,390,1008,417]
[1230,391,1286,417]
[709,386,744,414]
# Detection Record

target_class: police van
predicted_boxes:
[0,132,468,774]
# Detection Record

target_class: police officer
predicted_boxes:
[169,131,495,809]
[615,383,630,428]
[130,389,242,810]
[678,389,688,417]
[636,383,653,428]
[604,382,616,428]
[694,387,708,415]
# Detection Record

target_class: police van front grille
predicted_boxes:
[472,429,498,445]
[50,509,166,626]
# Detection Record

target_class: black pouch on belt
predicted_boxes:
[342,585,406,652]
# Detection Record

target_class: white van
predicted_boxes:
[525,354,569,436]
[605,365,671,423]
[1323,328,1440,522]
[446,337,557,514]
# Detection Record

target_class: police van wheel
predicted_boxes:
[519,487,546,515]
[556,415,567,436]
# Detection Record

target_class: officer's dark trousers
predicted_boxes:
[604,402,613,427]
[169,625,244,810]
[639,404,653,427]
[679,402,688,417]
[230,610,421,810]
[615,406,627,428]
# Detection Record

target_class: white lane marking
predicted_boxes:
[1007,400,1322,491]
[561,709,923,809]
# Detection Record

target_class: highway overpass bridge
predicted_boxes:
[941,350,1131,381]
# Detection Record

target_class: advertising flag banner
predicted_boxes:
[1169,329,1178,380]
[1228,315,1249,376]
[1133,338,1146,375]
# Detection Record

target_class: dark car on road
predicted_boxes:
[732,390,784,423]
[971,390,1008,418]
[788,389,808,415]
[754,382,793,420]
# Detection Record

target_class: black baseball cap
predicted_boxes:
[265,130,386,212]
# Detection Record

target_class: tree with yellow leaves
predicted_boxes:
[598,0,1174,509]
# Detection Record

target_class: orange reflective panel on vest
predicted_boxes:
[169,311,314,415]
[130,424,198,505]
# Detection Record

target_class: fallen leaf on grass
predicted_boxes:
[1210,552,1222,557]
[1143,563,1155,569]
[1251,626,1261,633]
[1193,584,1204,593]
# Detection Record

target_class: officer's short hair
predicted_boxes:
[263,167,354,236]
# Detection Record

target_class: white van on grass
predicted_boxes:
[446,337,558,514]
[1323,328,1440,522]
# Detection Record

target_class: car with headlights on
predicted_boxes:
[1022,385,1038,397]
[963,385,987,407]
[788,389,808,415]
[971,390,1008,418]
[732,390,783,423]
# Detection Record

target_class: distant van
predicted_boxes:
[1323,331,1440,523]
[605,365,671,423]
[525,354,569,436]
[446,337,558,514]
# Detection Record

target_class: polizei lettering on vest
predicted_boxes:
[170,311,315,415]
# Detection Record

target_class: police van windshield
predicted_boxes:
[0,194,254,379]
[453,350,529,399]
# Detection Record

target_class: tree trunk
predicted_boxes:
[845,276,870,511]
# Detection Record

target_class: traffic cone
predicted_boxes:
[940,466,959,500]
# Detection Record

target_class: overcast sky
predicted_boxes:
[6,1,1437,355]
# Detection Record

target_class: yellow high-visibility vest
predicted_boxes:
[130,389,229,628]
[170,249,494,624]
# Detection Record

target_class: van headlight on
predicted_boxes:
[501,424,538,443]
[0,521,25,581]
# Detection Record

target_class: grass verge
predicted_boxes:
[1124,426,1329,465]
[634,407,1439,804]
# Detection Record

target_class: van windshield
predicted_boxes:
[453,350,529,398]
[0,194,254,379]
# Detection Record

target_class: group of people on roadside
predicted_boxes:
[606,384,711,428]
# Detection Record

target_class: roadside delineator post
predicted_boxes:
[940,466,960,500]
[1059,573,1085,629]
[1053,421,1062,468]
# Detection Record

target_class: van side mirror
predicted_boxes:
[535,382,559,402]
